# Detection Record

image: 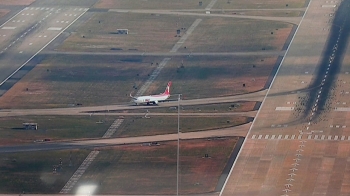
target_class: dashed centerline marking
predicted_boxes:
[250,134,350,141]
[275,107,294,111]
[47,27,62,31]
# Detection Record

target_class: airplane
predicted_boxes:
[130,81,172,105]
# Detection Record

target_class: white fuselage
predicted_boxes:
[133,94,170,105]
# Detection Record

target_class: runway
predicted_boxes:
[0,5,89,87]
[0,90,266,117]
[0,123,250,153]
[221,0,350,195]
[0,0,330,196]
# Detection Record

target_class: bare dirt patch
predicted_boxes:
[77,137,239,195]
[0,0,35,5]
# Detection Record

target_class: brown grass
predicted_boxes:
[145,56,277,99]
[59,13,197,53]
[176,17,293,53]
[77,137,239,195]
[0,5,293,108]
[0,149,91,193]
[0,115,116,145]
[0,56,164,109]
[0,9,9,18]
[116,116,249,137]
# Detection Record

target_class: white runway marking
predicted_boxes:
[60,150,100,194]
[0,7,89,87]
[170,19,202,52]
[134,58,171,97]
[205,0,218,10]
[102,119,124,138]
[335,107,350,111]
[47,27,62,31]
[250,134,350,141]
[322,4,337,7]
[275,107,294,111]
[2,27,16,29]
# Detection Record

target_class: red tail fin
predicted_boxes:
[163,81,171,95]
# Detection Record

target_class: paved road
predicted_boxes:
[109,9,302,24]
[0,90,266,116]
[0,5,89,87]
[0,1,305,195]
[42,50,286,57]
[221,0,350,195]
[0,123,251,153]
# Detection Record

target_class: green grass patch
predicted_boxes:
[76,137,238,195]
[116,116,250,137]
[0,116,115,145]
[0,149,90,193]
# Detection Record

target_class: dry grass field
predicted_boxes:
[59,13,197,53]
[176,18,293,53]
[76,137,238,195]
[60,13,293,53]
[0,55,275,108]
[94,0,212,9]
[0,9,9,18]
[115,116,250,137]
[0,1,294,109]
[0,149,90,194]
[214,0,307,9]
[146,56,278,99]
[0,115,115,145]
[0,55,165,109]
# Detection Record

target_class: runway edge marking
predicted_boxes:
[219,0,314,194]
[0,7,28,29]
[0,8,89,86]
